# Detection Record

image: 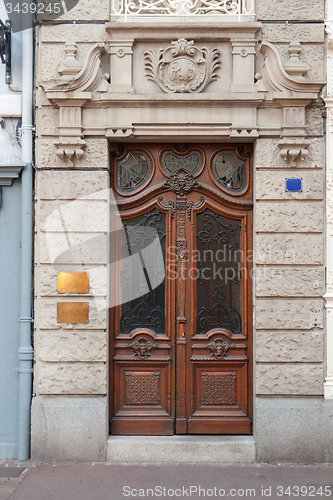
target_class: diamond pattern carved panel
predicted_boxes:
[202,372,236,405]
[125,372,160,405]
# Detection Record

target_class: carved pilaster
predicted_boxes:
[231,39,256,92]
[108,40,134,93]
[47,97,89,166]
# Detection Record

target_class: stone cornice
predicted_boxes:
[105,22,262,40]
[0,165,23,186]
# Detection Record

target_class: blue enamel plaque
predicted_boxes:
[286,178,302,192]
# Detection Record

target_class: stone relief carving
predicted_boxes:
[283,41,310,81]
[164,168,199,196]
[144,38,221,93]
[57,41,82,80]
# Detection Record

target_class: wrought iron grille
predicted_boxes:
[110,0,254,19]
[196,209,242,335]
[120,210,166,335]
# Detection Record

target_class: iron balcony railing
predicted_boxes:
[110,0,255,21]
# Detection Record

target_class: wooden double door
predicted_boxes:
[110,144,253,435]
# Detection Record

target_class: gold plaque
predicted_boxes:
[57,302,89,324]
[57,272,89,294]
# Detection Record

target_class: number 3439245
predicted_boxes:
[5,2,61,14]
[277,485,331,497]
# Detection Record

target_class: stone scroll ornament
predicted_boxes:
[144,38,221,93]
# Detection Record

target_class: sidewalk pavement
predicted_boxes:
[0,462,332,500]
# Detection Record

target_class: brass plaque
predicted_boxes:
[57,302,89,324]
[57,272,89,294]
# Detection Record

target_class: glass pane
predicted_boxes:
[211,150,246,193]
[196,209,242,335]
[120,210,166,335]
[117,151,152,194]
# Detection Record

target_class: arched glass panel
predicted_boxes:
[117,151,152,194]
[211,150,246,193]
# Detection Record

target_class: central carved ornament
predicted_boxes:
[144,38,221,93]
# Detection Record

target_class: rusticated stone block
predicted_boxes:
[255,299,323,330]
[38,43,68,82]
[255,233,323,265]
[38,362,107,395]
[38,199,108,233]
[255,201,323,233]
[255,267,324,297]
[40,23,106,43]
[255,170,323,200]
[261,23,325,43]
[37,107,59,136]
[53,0,108,22]
[37,265,107,297]
[39,331,107,362]
[257,0,324,21]
[255,138,324,169]
[255,330,324,362]
[306,106,324,137]
[256,364,324,395]
[37,232,108,265]
[37,138,109,169]
[37,170,109,200]
[36,298,107,330]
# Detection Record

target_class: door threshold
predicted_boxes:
[107,435,255,464]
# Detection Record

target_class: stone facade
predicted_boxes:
[31,0,330,463]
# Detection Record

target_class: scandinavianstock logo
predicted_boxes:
[5,0,80,32]
[44,188,165,312]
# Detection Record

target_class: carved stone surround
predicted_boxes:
[41,24,324,167]
[41,22,323,166]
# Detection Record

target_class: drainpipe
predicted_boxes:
[17,26,34,460]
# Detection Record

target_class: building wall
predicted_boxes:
[31,0,332,462]
[253,0,331,462]
[0,0,23,459]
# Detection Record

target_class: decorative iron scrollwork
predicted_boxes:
[197,285,242,335]
[120,210,166,335]
[196,209,242,335]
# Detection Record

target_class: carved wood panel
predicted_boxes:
[110,144,252,436]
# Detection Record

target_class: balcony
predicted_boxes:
[110,0,255,22]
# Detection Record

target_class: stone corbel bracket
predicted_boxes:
[278,138,311,167]
[44,43,106,165]
[260,42,325,165]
